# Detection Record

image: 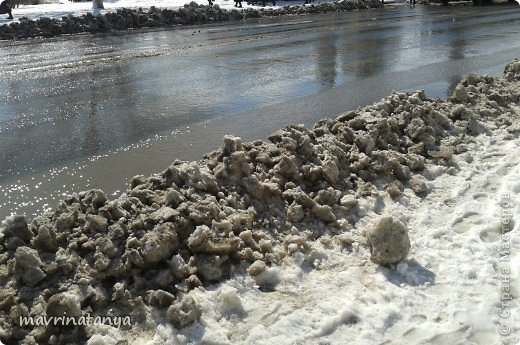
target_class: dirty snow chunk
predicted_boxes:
[222,135,243,155]
[83,189,108,210]
[4,215,33,242]
[149,207,177,223]
[247,260,266,276]
[275,154,300,180]
[31,224,58,252]
[258,239,273,253]
[311,204,336,223]
[140,223,179,266]
[171,254,190,279]
[410,176,431,196]
[166,295,202,329]
[14,246,46,286]
[188,225,212,249]
[287,243,299,253]
[322,158,340,184]
[504,58,520,81]
[450,84,472,104]
[166,162,219,193]
[368,217,410,265]
[315,187,341,205]
[386,180,404,199]
[340,195,358,210]
[55,212,76,232]
[194,255,227,282]
[287,202,305,223]
[335,232,354,246]
[150,289,176,307]
[165,189,185,208]
[86,215,108,233]
[46,291,82,318]
[337,218,350,231]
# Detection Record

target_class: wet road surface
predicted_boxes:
[1,4,519,219]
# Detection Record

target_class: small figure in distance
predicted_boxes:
[234,0,243,7]
[0,0,14,20]
[208,0,214,5]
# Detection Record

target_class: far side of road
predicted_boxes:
[1,0,518,41]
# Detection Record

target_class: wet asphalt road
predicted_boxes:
[0,3,519,219]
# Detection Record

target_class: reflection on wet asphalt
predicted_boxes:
[1,4,519,218]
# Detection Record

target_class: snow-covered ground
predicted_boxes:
[118,126,518,345]
[0,0,336,23]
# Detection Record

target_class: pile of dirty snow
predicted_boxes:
[0,60,519,345]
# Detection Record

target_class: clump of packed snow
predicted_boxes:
[367,216,410,265]
[0,60,519,345]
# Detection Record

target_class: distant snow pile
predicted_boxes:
[0,0,383,40]
[0,59,519,344]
